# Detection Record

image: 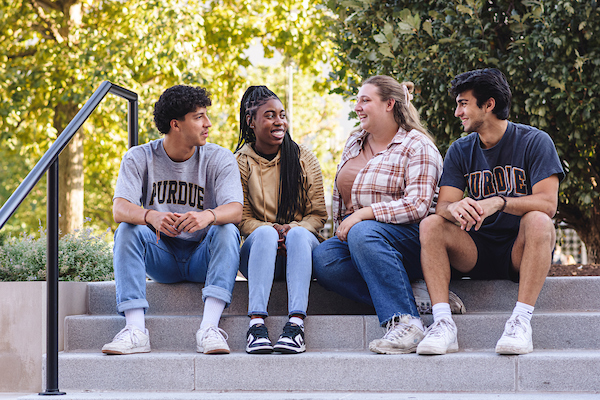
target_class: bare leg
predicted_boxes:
[511,211,556,306]
[419,215,479,305]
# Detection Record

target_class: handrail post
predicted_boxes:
[40,160,65,396]
[128,99,138,148]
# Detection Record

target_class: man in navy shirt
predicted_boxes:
[416,69,564,355]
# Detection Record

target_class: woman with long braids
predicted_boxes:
[312,76,444,354]
[235,85,327,354]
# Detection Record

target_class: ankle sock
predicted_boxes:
[432,302,452,323]
[124,308,145,331]
[249,317,265,327]
[289,316,304,327]
[200,297,226,330]
[512,301,534,322]
[408,317,424,332]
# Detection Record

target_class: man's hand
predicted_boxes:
[173,211,215,233]
[447,196,504,231]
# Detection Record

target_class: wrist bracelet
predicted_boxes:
[207,209,217,226]
[498,195,507,213]
[143,209,151,224]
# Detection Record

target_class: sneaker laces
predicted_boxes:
[382,319,412,341]
[504,315,528,338]
[425,318,455,338]
[112,326,142,345]
[281,322,303,338]
[250,324,269,339]
[200,325,228,342]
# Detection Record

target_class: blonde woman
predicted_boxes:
[312,76,443,354]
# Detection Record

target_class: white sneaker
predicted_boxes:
[101,325,150,355]
[369,315,425,354]
[411,280,466,314]
[495,315,533,355]
[416,318,459,355]
[196,325,230,354]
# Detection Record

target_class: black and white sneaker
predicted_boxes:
[246,324,273,354]
[273,322,305,354]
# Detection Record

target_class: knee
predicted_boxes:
[114,222,148,243]
[346,220,379,246]
[520,211,555,243]
[251,225,280,242]
[210,223,241,245]
[419,214,447,243]
[285,226,311,243]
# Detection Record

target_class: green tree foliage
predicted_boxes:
[325,0,600,262]
[0,0,338,237]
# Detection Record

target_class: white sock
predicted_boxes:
[200,297,226,330]
[432,303,452,323]
[512,301,534,322]
[249,318,265,327]
[289,316,304,327]
[408,317,424,332]
[124,308,145,331]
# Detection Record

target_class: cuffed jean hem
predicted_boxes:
[202,284,233,307]
[288,310,307,318]
[381,312,419,327]
[116,298,150,316]
[248,311,269,318]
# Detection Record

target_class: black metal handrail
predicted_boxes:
[0,81,138,395]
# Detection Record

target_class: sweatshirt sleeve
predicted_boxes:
[288,146,328,236]
[236,153,274,238]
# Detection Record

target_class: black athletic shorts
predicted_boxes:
[451,228,520,282]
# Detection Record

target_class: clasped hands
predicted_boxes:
[448,197,504,231]
[145,210,214,243]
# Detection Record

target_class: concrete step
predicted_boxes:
[47,350,600,393]
[18,392,600,400]
[65,312,600,352]
[86,277,600,316]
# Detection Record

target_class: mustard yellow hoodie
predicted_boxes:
[236,143,328,240]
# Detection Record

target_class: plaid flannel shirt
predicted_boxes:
[333,128,443,227]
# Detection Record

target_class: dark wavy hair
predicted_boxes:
[450,68,512,120]
[235,85,307,224]
[153,85,212,134]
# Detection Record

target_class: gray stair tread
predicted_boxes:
[51,350,600,393]
[86,277,600,315]
[64,312,600,352]
[18,391,600,400]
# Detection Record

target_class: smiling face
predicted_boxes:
[454,90,488,133]
[249,98,287,155]
[354,84,393,133]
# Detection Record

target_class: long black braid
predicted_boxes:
[235,85,308,224]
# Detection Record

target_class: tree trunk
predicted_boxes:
[567,200,600,264]
[53,102,83,236]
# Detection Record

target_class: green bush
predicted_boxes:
[0,222,114,282]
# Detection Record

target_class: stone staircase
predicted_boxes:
[45,277,600,396]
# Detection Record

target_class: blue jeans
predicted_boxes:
[113,222,240,314]
[312,220,423,326]
[239,225,319,318]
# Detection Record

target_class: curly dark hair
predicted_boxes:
[153,85,212,134]
[450,68,512,120]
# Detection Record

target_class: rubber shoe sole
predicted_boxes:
[417,341,459,355]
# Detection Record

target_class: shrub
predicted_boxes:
[0,221,114,282]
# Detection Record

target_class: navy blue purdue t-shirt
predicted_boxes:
[440,122,564,233]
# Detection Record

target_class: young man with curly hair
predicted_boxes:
[102,85,243,355]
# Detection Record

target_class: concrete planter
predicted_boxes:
[0,281,87,392]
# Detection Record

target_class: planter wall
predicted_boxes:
[0,281,87,392]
